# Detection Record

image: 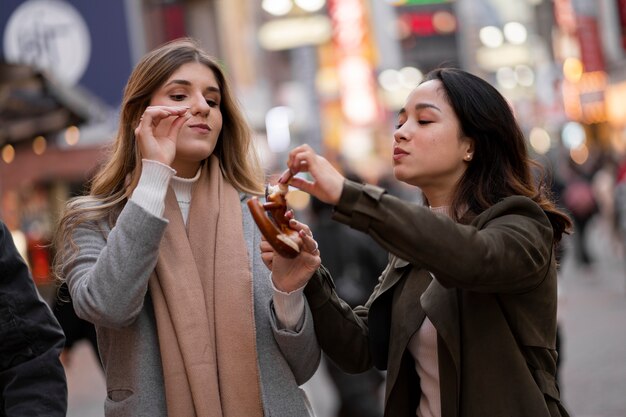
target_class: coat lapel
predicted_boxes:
[371,254,462,417]
[383,267,431,403]
[421,277,461,417]
[376,256,410,296]
[367,255,410,370]
[420,279,460,373]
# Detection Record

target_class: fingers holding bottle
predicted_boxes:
[134,105,190,166]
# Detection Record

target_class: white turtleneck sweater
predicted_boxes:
[129,159,199,223]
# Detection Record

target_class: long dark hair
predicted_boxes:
[423,68,571,242]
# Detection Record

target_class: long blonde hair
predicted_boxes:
[54,38,264,279]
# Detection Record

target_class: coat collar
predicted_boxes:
[376,256,411,296]
[379,256,462,415]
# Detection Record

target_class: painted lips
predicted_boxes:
[188,123,210,133]
[393,147,408,161]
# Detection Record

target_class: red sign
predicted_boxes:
[401,13,436,36]
[576,15,605,72]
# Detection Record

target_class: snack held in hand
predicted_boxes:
[247,180,302,258]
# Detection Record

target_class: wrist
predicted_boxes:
[272,279,300,294]
[329,174,345,205]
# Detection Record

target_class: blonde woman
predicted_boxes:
[54,38,320,417]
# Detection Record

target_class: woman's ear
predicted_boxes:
[463,138,475,162]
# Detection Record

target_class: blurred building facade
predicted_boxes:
[1,0,134,286]
[2,0,626,282]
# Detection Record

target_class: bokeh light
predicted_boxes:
[265,106,293,153]
[398,66,423,89]
[563,57,583,83]
[562,121,586,149]
[503,22,527,45]
[65,126,80,146]
[570,144,589,165]
[2,144,15,164]
[33,136,47,155]
[496,67,517,89]
[262,0,293,16]
[529,127,551,154]
[294,0,326,12]
[479,26,504,48]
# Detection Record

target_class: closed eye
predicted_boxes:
[170,94,187,101]
[418,120,433,125]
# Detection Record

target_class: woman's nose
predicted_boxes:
[393,127,407,142]
[190,94,210,116]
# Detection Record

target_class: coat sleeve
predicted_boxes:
[301,264,391,373]
[64,201,168,328]
[269,298,321,385]
[0,222,67,417]
[332,180,554,293]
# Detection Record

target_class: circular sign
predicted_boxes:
[3,0,91,86]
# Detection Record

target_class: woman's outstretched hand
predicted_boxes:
[278,144,345,206]
[261,215,321,293]
[134,105,190,166]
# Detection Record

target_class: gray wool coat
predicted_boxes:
[65,195,321,417]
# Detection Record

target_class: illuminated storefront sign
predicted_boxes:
[576,15,605,72]
[328,0,379,126]
[258,15,332,51]
[3,0,91,86]
[562,71,607,124]
[1,0,133,107]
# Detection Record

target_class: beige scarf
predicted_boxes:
[149,156,263,417]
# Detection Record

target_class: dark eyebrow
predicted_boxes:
[415,102,441,112]
[165,79,221,94]
[397,102,441,117]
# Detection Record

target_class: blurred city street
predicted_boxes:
[64,215,626,417]
[2,1,626,415]
[558,216,626,417]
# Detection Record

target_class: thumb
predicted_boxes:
[167,113,190,139]
[288,176,315,195]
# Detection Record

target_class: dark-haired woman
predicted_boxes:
[262,68,571,417]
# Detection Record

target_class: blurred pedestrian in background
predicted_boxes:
[53,38,319,417]
[0,220,67,417]
[560,151,602,267]
[265,67,572,417]
[52,282,101,368]
[310,193,387,417]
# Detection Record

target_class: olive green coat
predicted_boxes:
[305,180,569,417]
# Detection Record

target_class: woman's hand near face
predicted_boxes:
[261,217,321,293]
[279,144,345,206]
[134,105,190,166]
